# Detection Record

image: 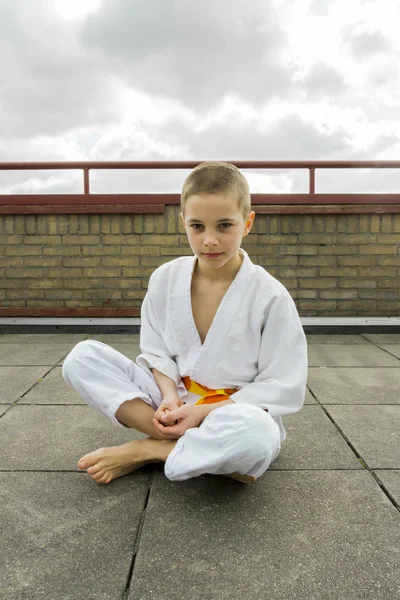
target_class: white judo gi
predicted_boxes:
[62,248,308,481]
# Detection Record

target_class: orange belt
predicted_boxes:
[182,376,238,405]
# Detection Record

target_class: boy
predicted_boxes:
[62,162,308,484]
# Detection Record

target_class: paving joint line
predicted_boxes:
[122,471,155,599]
[308,388,400,512]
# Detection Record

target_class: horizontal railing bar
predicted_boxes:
[2,193,400,205]
[1,160,400,170]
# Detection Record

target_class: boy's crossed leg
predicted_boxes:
[77,397,256,484]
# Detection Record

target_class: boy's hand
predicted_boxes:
[152,404,207,439]
[152,394,184,439]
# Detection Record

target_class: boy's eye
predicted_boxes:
[190,223,232,230]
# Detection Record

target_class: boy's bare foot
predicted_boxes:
[77,438,176,485]
[223,472,257,484]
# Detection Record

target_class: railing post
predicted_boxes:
[309,167,315,194]
[83,168,90,195]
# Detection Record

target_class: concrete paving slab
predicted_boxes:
[128,471,400,600]
[0,405,145,471]
[306,334,370,344]
[0,405,8,417]
[363,333,400,344]
[307,367,400,405]
[18,366,85,405]
[0,333,89,344]
[379,344,400,359]
[58,340,142,365]
[89,333,141,345]
[1,471,149,600]
[0,342,76,366]
[308,344,400,367]
[0,365,51,404]
[273,406,361,470]
[326,405,400,469]
[304,388,316,404]
[374,470,400,506]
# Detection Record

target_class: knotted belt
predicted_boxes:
[182,376,238,405]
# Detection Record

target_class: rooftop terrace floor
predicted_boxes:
[1,333,399,600]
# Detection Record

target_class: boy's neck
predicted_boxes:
[194,251,243,283]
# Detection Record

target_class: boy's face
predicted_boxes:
[180,192,255,268]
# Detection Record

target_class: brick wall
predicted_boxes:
[1,207,399,316]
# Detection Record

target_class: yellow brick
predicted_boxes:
[359,290,397,300]
[48,268,82,278]
[320,267,359,277]
[269,216,279,234]
[122,290,147,300]
[24,257,62,267]
[45,290,83,300]
[143,215,156,233]
[140,234,179,245]
[4,301,25,307]
[44,246,81,256]
[83,290,122,300]
[299,300,336,310]
[103,234,140,245]
[6,246,42,256]
[314,217,326,233]
[320,290,358,299]
[83,268,119,278]
[47,216,58,235]
[377,234,400,244]
[370,215,380,233]
[122,216,133,234]
[83,246,120,256]
[290,290,317,299]
[102,257,139,267]
[133,215,143,233]
[318,246,358,255]
[25,215,36,235]
[90,215,101,234]
[280,246,318,255]
[155,213,165,234]
[359,268,397,277]
[69,215,79,234]
[14,216,26,235]
[63,258,100,267]
[166,205,178,234]
[160,247,193,256]
[359,246,397,255]
[0,235,23,245]
[302,216,313,233]
[123,267,154,277]
[6,268,45,278]
[336,218,347,233]
[26,279,63,289]
[378,257,400,266]
[259,235,297,245]
[394,215,400,233]
[141,257,170,267]
[4,216,14,234]
[339,257,375,266]
[111,215,121,234]
[24,235,62,245]
[299,257,337,267]
[300,279,336,288]
[277,256,298,266]
[101,215,112,234]
[325,216,337,233]
[62,235,100,245]
[382,214,393,233]
[359,215,369,233]
[256,216,268,234]
[178,235,190,245]
[79,215,90,235]
[0,257,23,267]
[279,267,317,278]
[123,246,160,256]
[337,234,376,244]
[339,279,376,288]
[378,279,400,288]
[298,234,336,244]
[57,216,69,235]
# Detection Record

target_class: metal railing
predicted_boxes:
[0,160,400,214]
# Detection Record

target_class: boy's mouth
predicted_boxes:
[203,253,223,258]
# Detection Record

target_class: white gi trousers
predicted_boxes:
[62,340,281,481]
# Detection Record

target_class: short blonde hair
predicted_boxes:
[181,162,251,219]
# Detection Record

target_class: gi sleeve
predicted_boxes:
[229,292,308,417]
[135,285,181,387]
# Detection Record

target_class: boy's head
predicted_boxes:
[180,161,251,220]
[180,162,255,269]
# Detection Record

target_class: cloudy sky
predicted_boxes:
[1,0,399,195]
